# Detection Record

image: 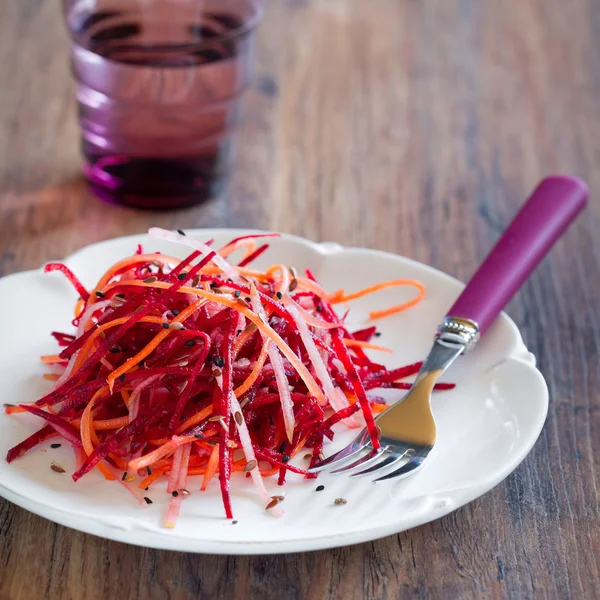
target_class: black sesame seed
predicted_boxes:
[232,520,238,525]
[210,282,218,289]
[162,323,170,329]
[282,455,290,463]
[119,374,126,382]
[109,347,120,354]
[177,229,186,236]
[185,340,196,347]
[146,466,152,476]
[245,297,251,302]
[276,291,283,299]
[278,441,288,453]
[374,331,381,337]
[115,293,126,299]
[138,360,146,367]
[316,485,325,492]
[234,290,241,298]
[316,305,322,312]
[171,309,180,316]
[144,497,153,504]
[122,471,128,481]
[145,487,149,491]
[50,443,62,449]
[172,491,179,497]
[178,273,187,280]
[194,433,205,439]
[236,329,242,335]
[95,290,105,298]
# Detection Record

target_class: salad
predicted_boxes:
[5,229,452,526]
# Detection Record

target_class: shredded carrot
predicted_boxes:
[201,443,220,491]
[107,299,204,391]
[327,279,426,320]
[90,253,182,295]
[79,386,114,480]
[138,465,170,489]
[183,467,209,476]
[175,405,213,435]
[219,239,257,259]
[128,436,196,471]
[71,415,131,431]
[74,315,164,371]
[93,416,130,430]
[121,389,131,407]
[265,264,290,293]
[232,324,258,358]
[234,341,270,398]
[342,339,393,354]
[40,355,68,364]
[42,373,61,381]
[74,298,85,319]
[4,405,28,414]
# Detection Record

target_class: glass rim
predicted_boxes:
[196,2,264,47]
[65,0,265,50]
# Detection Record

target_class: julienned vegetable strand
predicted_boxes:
[5,229,455,525]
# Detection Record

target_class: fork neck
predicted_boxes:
[416,316,480,381]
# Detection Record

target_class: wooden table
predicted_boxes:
[1,1,599,598]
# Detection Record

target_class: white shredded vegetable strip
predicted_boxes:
[164,442,191,527]
[249,285,296,442]
[53,356,76,391]
[148,227,237,280]
[76,299,113,338]
[285,304,347,413]
[283,296,340,330]
[167,444,184,494]
[108,465,146,506]
[235,310,246,336]
[230,393,284,517]
[128,375,161,423]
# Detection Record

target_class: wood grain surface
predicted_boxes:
[1,0,599,598]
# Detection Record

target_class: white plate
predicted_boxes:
[0,230,548,554]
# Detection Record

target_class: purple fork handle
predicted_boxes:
[447,175,588,336]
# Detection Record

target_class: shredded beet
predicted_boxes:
[6,229,455,525]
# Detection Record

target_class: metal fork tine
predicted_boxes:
[373,453,427,483]
[330,447,384,475]
[307,443,365,473]
[307,429,370,472]
[350,448,413,478]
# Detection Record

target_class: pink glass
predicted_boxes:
[63,0,263,209]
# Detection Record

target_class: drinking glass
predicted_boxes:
[63,0,263,209]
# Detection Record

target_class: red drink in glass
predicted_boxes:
[63,0,263,209]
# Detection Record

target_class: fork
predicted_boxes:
[308,175,588,483]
